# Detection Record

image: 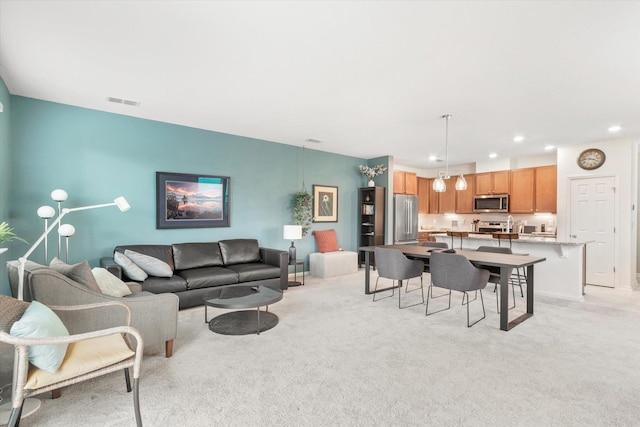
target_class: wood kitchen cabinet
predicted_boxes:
[393,170,417,195]
[476,170,509,195]
[438,179,456,213]
[534,165,557,213]
[428,178,439,214]
[509,165,557,214]
[418,177,430,214]
[509,168,536,213]
[455,174,476,213]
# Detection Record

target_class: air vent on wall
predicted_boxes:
[107,96,141,107]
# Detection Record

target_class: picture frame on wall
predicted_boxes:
[313,185,338,222]
[156,171,230,229]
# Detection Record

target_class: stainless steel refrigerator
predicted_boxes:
[393,195,419,244]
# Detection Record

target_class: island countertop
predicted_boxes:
[429,232,589,246]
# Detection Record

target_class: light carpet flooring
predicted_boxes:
[2,269,640,426]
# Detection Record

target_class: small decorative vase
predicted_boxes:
[368,179,375,187]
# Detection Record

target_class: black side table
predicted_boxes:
[288,259,305,287]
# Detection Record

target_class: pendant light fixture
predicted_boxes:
[433,114,467,192]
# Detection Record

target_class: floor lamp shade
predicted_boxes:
[283,225,302,263]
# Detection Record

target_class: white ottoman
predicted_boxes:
[309,251,358,278]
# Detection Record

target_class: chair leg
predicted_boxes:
[133,378,142,427]
[372,277,394,302]
[466,289,486,327]
[399,278,424,309]
[125,368,132,393]
[165,340,174,358]
[8,404,23,427]
[425,285,452,316]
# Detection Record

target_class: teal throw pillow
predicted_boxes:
[10,301,70,373]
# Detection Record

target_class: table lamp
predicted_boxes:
[283,225,302,263]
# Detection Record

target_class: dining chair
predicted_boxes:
[0,295,144,427]
[426,252,490,327]
[373,247,424,308]
[416,241,450,295]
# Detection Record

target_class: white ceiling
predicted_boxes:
[1,1,639,169]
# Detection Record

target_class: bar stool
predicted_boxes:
[491,232,525,297]
[446,231,468,249]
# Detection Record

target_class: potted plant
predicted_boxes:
[0,221,27,254]
[292,191,313,237]
[358,164,388,187]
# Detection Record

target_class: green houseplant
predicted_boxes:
[292,191,313,237]
[0,221,26,245]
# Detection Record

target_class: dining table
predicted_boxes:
[359,244,546,331]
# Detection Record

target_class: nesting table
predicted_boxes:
[203,285,283,335]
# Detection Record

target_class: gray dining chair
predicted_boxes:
[373,247,424,308]
[416,241,450,294]
[426,251,490,327]
[475,246,519,313]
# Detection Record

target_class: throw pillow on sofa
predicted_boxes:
[114,252,148,282]
[91,267,132,297]
[50,258,102,292]
[124,249,173,278]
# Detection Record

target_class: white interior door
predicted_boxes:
[569,176,615,287]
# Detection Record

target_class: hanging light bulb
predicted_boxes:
[433,114,452,193]
[455,174,467,191]
[433,172,446,192]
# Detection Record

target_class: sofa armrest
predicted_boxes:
[126,282,143,293]
[100,257,123,279]
[260,247,288,290]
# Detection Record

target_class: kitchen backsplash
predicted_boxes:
[419,213,557,234]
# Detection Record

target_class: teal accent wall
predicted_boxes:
[0,78,13,295]
[2,95,370,295]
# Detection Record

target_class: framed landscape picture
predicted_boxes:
[313,185,338,222]
[156,172,230,229]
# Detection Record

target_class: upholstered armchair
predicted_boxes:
[373,247,424,308]
[0,296,143,427]
[7,260,178,357]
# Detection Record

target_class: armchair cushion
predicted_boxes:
[124,249,173,278]
[24,333,134,390]
[91,267,132,297]
[114,251,148,282]
[10,301,69,373]
[50,258,101,293]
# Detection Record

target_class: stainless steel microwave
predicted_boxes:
[473,194,509,213]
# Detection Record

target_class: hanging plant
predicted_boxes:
[292,191,313,237]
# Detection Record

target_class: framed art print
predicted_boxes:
[313,185,338,222]
[156,172,230,229]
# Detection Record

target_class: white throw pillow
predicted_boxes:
[91,267,132,297]
[124,250,173,278]
[113,251,148,282]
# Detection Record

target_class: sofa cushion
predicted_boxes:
[177,267,239,290]
[91,267,132,297]
[115,245,175,270]
[172,242,224,270]
[113,252,148,282]
[49,258,102,293]
[218,239,260,265]
[124,250,173,278]
[225,263,282,283]
[140,276,188,294]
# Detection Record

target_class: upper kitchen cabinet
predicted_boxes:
[438,180,456,213]
[475,171,510,195]
[455,174,476,213]
[509,165,557,213]
[393,170,417,195]
[534,165,557,213]
[418,177,430,214]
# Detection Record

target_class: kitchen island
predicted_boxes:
[431,233,588,301]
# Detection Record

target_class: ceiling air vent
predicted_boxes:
[107,97,141,107]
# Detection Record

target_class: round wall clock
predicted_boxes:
[577,148,606,170]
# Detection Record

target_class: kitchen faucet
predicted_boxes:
[506,215,513,232]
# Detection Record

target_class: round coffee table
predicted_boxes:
[203,285,283,335]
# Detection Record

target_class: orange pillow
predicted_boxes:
[313,229,339,253]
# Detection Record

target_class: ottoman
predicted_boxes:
[309,251,358,278]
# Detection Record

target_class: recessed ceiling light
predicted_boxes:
[544,145,555,151]
[429,155,437,161]
[608,125,621,133]
[305,138,323,144]
[513,135,525,143]
[489,153,498,159]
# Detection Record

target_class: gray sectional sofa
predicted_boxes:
[101,239,288,309]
